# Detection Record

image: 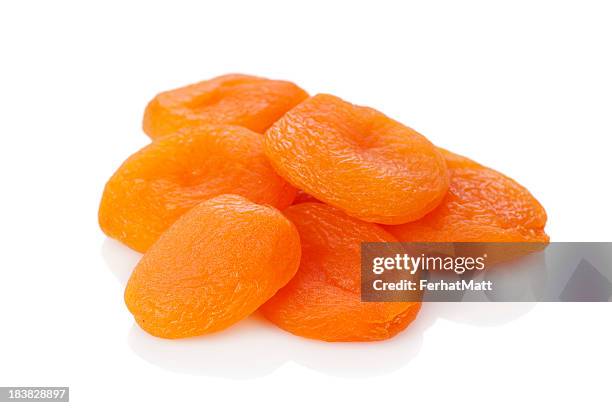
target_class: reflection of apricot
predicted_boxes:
[386,149,549,243]
[264,94,449,224]
[125,195,301,339]
[261,203,421,342]
[143,74,308,138]
[99,125,296,252]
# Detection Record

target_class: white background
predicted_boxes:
[1,1,611,407]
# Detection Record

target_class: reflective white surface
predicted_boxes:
[102,238,539,379]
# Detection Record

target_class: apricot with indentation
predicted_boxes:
[385,149,549,242]
[261,203,421,342]
[99,125,296,252]
[143,74,308,138]
[263,94,449,224]
[125,194,301,339]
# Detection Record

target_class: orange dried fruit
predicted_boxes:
[263,94,449,225]
[125,194,301,339]
[385,149,549,242]
[260,203,421,342]
[291,190,321,205]
[99,125,296,252]
[143,74,308,138]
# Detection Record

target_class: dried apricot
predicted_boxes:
[291,190,321,205]
[263,94,449,224]
[125,194,301,339]
[143,74,308,138]
[260,203,421,342]
[385,149,549,242]
[99,125,296,252]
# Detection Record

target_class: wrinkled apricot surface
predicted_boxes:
[99,125,296,252]
[264,94,449,225]
[143,74,308,138]
[261,203,421,342]
[385,149,549,242]
[125,194,301,339]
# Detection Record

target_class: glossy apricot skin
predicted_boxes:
[98,125,296,253]
[125,195,301,339]
[143,74,308,138]
[385,149,549,243]
[260,203,421,342]
[263,94,449,225]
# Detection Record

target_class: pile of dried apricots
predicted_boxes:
[99,74,548,342]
